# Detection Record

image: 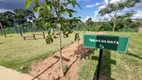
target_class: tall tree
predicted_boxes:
[99,0,140,32]
[4,11,16,27]
[85,18,94,31]
[13,9,35,24]
[25,0,80,76]
[0,12,14,27]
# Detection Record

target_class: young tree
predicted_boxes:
[25,0,80,76]
[71,17,81,44]
[99,0,140,32]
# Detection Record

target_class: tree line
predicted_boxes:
[0,9,45,33]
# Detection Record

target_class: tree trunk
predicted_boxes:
[77,25,79,44]
[112,19,116,32]
[112,14,117,32]
[54,4,64,76]
[59,28,64,76]
[0,24,6,37]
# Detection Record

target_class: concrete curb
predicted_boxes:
[0,66,38,80]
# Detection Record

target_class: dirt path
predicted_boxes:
[29,32,105,80]
[29,40,90,80]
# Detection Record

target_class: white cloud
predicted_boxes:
[95,3,100,6]
[86,0,108,8]
[86,5,95,8]
[94,11,98,17]
[83,16,99,22]
[83,12,111,22]
[98,0,109,10]
[103,14,111,19]
[83,16,90,22]
[84,11,100,22]
[0,8,13,13]
[131,10,142,19]
[92,17,101,22]
[105,0,109,4]
[110,0,122,3]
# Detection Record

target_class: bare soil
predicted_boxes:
[29,32,105,80]
[29,40,90,80]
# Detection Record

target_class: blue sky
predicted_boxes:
[0,0,142,22]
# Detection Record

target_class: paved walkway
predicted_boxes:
[0,66,38,80]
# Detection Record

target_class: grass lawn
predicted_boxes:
[0,32,80,73]
[78,32,142,80]
[1,31,142,80]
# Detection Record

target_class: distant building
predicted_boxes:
[138,27,142,33]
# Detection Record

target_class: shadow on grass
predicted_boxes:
[92,50,116,80]
[127,51,142,60]
[0,43,2,44]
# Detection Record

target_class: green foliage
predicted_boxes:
[25,0,32,9]
[99,0,140,16]
[98,11,140,32]
[4,27,15,34]
[74,33,80,41]
[46,35,53,44]
[25,0,80,35]
[78,21,104,31]
[99,0,140,31]
[0,12,14,27]
[100,22,112,31]
[0,8,36,34]
[119,27,138,32]
[63,65,68,72]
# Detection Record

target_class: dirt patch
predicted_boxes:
[29,32,104,80]
[29,40,90,80]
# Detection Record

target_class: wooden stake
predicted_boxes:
[43,32,46,39]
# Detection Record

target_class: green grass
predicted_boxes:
[1,31,141,80]
[78,32,142,80]
[0,32,79,73]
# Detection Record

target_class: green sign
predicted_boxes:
[83,34,130,53]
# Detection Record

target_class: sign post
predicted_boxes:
[83,34,130,80]
[96,49,103,80]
